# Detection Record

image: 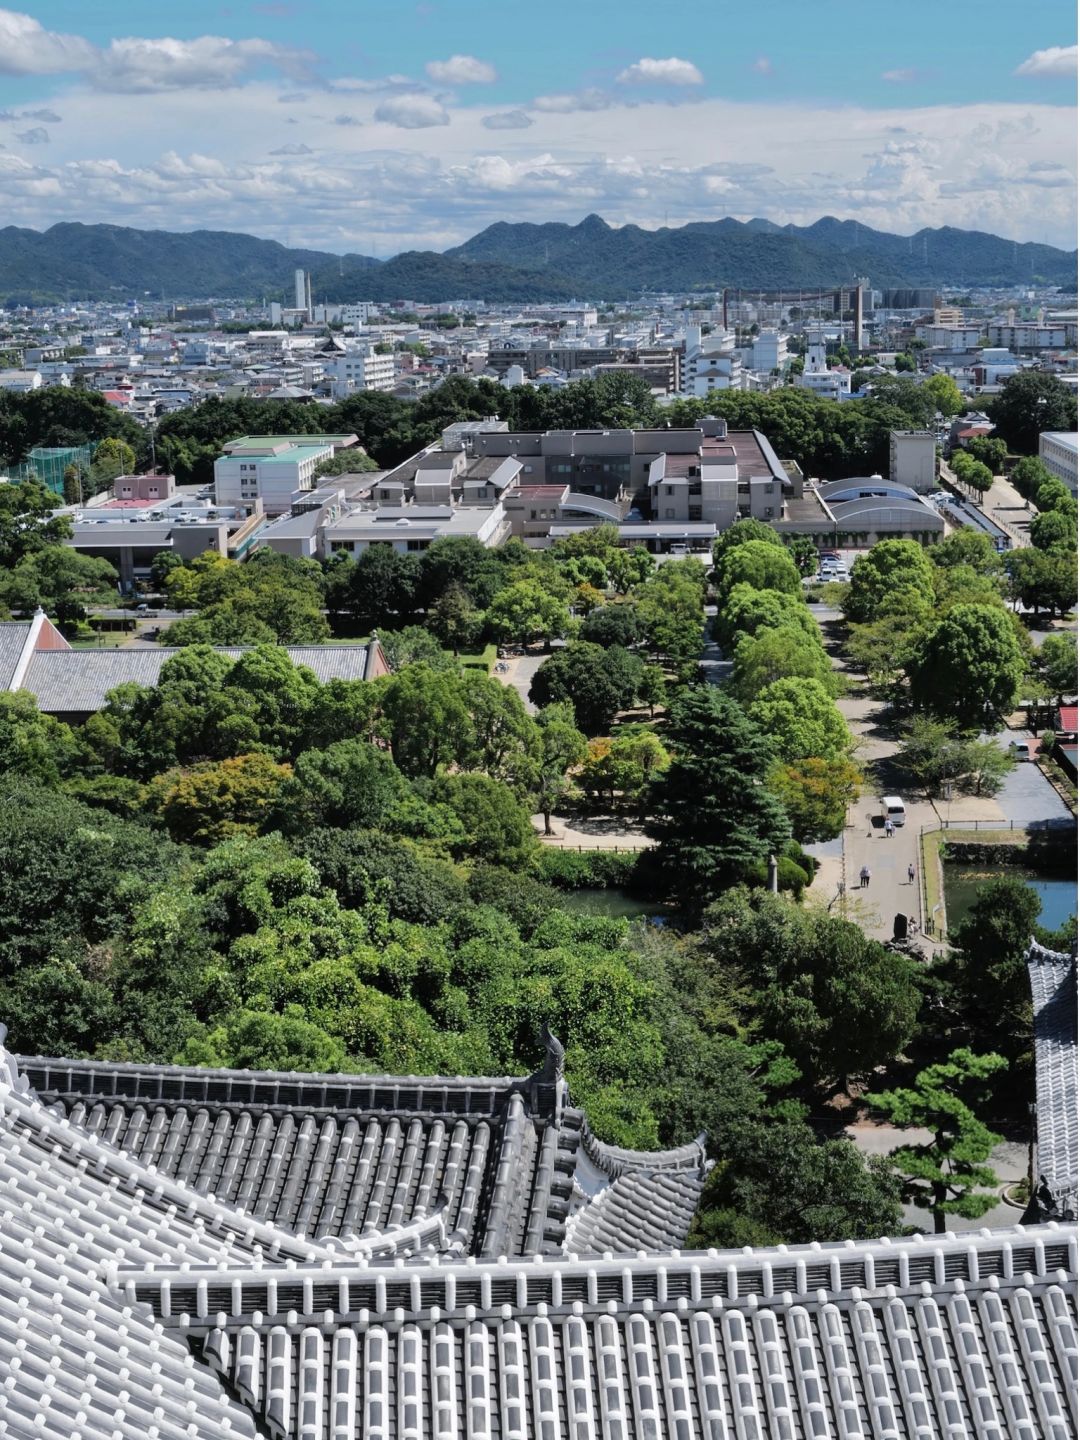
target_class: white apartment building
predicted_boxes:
[747,332,788,374]
[889,430,937,494]
[796,332,851,401]
[1039,432,1078,496]
[682,328,743,395]
[989,324,1076,351]
[340,303,380,328]
[914,325,984,351]
[214,434,358,515]
[324,346,396,397]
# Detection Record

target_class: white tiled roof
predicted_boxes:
[1028,941,1078,1215]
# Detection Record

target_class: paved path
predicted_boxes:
[533,814,655,850]
[496,652,547,714]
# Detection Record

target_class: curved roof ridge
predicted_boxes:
[1,1028,332,1265]
[581,1119,708,1177]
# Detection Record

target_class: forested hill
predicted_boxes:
[1,215,1074,304]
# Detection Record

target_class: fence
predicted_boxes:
[920,817,1075,836]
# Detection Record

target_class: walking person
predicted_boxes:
[907,862,916,885]
[884,819,894,838]
[859,865,870,888]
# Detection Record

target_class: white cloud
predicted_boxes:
[533,88,615,113]
[1015,45,1078,77]
[481,110,534,130]
[374,93,450,128]
[616,57,703,86]
[94,35,315,92]
[425,54,496,85]
[0,8,95,74]
[269,142,313,155]
[15,126,49,144]
[0,107,61,123]
[881,68,919,83]
[752,57,772,75]
[5,85,1076,252]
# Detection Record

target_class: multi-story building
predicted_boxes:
[796,331,851,401]
[213,434,359,515]
[914,324,984,351]
[889,431,938,494]
[747,331,788,374]
[1040,431,1079,495]
[324,346,396,397]
[989,324,1076,351]
[681,328,742,395]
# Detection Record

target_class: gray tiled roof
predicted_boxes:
[3,1031,1078,1439]
[1028,941,1078,1216]
[130,1228,1078,1440]
[0,621,31,690]
[18,643,377,713]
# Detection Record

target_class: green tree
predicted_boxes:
[1010,455,1054,500]
[415,535,509,611]
[930,529,1001,575]
[275,739,413,833]
[149,752,292,845]
[529,643,643,734]
[783,534,820,578]
[534,703,588,835]
[325,546,418,632]
[714,539,802,598]
[689,1122,902,1246]
[988,370,1077,454]
[381,664,470,778]
[922,371,966,418]
[0,479,72,568]
[1004,547,1077,619]
[89,435,137,492]
[714,582,819,649]
[966,435,1007,472]
[711,518,784,564]
[431,772,537,866]
[843,540,936,624]
[948,876,1042,1057]
[699,888,920,1089]
[1038,632,1077,699]
[867,1049,1008,1233]
[580,603,643,649]
[180,1006,348,1072]
[768,756,862,843]
[1030,508,1075,552]
[645,691,791,908]
[907,604,1025,727]
[0,691,79,784]
[427,583,482,654]
[485,579,569,647]
[731,624,834,703]
[747,677,850,763]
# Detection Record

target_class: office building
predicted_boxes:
[1040,431,1079,495]
[889,430,938,494]
[213,434,360,515]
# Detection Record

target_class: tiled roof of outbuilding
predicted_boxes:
[1028,941,1078,1217]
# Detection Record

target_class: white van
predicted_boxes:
[881,796,906,827]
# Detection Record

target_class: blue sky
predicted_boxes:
[0,1,1076,252]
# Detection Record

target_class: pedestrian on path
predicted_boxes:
[859,865,870,888]
[907,863,916,885]
[884,819,894,838]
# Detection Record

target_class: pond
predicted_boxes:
[943,863,1077,934]
[556,888,668,923]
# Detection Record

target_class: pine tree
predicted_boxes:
[867,1049,1008,1234]
[645,689,791,909]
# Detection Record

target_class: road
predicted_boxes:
[815,610,1070,945]
[496,651,546,714]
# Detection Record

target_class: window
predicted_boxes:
[665,508,675,519]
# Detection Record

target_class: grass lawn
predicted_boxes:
[452,643,497,673]
[921,829,945,939]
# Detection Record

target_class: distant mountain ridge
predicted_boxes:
[1,215,1074,305]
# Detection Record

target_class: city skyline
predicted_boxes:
[0,1,1076,255]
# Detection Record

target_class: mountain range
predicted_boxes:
[1,215,1075,305]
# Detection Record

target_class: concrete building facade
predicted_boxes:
[889,430,938,494]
